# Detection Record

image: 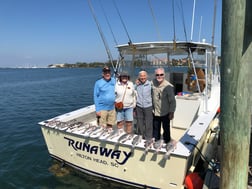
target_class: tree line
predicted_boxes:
[48,61,116,68]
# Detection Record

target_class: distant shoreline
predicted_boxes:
[0,61,114,69]
[48,62,114,68]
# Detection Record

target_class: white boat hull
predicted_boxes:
[40,93,220,189]
[41,127,186,188]
[39,40,221,188]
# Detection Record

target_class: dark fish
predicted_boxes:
[82,125,97,135]
[98,128,114,139]
[56,119,79,130]
[106,129,125,140]
[45,119,61,128]
[118,133,134,143]
[163,140,177,159]
[89,127,104,137]
[131,135,142,146]
[153,139,164,153]
[56,122,69,131]
[144,138,155,155]
[69,121,83,129]
[130,135,142,156]
[66,122,87,132]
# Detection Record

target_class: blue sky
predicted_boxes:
[0,0,222,68]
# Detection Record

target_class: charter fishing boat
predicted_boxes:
[39,39,220,188]
[39,0,221,187]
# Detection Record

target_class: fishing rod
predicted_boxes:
[178,0,188,42]
[148,0,161,41]
[112,0,137,76]
[87,0,115,71]
[99,0,118,46]
[176,0,201,92]
[172,0,176,45]
[112,0,132,45]
[99,0,123,74]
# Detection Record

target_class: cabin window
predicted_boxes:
[169,72,185,95]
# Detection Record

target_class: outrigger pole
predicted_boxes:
[87,0,115,72]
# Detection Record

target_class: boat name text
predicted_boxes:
[64,137,131,165]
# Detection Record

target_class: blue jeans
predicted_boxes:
[116,108,134,122]
[153,114,171,143]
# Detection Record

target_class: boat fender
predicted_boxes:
[184,172,203,189]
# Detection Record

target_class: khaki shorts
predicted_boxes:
[98,109,116,127]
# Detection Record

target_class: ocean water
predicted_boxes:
[0,68,134,189]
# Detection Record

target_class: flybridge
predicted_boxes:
[64,136,132,165]
[116,41,216,55]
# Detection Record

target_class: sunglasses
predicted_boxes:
[103,71,111,74]
[156,73,164,77]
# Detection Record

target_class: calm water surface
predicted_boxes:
[0,68,134,189]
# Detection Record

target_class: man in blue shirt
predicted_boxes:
[93,66,116,129]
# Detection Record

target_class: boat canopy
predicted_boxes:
[116,41,216,55]
[115,40,219,96]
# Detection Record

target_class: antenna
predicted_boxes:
[190,0,196,41]
[211,0,217,48]
[198,16,202,42]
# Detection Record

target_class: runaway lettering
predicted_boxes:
[64,136,131,165]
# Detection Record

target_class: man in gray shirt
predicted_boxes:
[135,71,153,140]
[152,68,176,143]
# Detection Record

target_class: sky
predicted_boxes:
[0,0,222,68]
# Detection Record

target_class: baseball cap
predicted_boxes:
[102,66,111,72]
[120,71,129,77]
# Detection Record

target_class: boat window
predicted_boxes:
[169,72,184,95]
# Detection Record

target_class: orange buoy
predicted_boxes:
[184,172,203,189]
